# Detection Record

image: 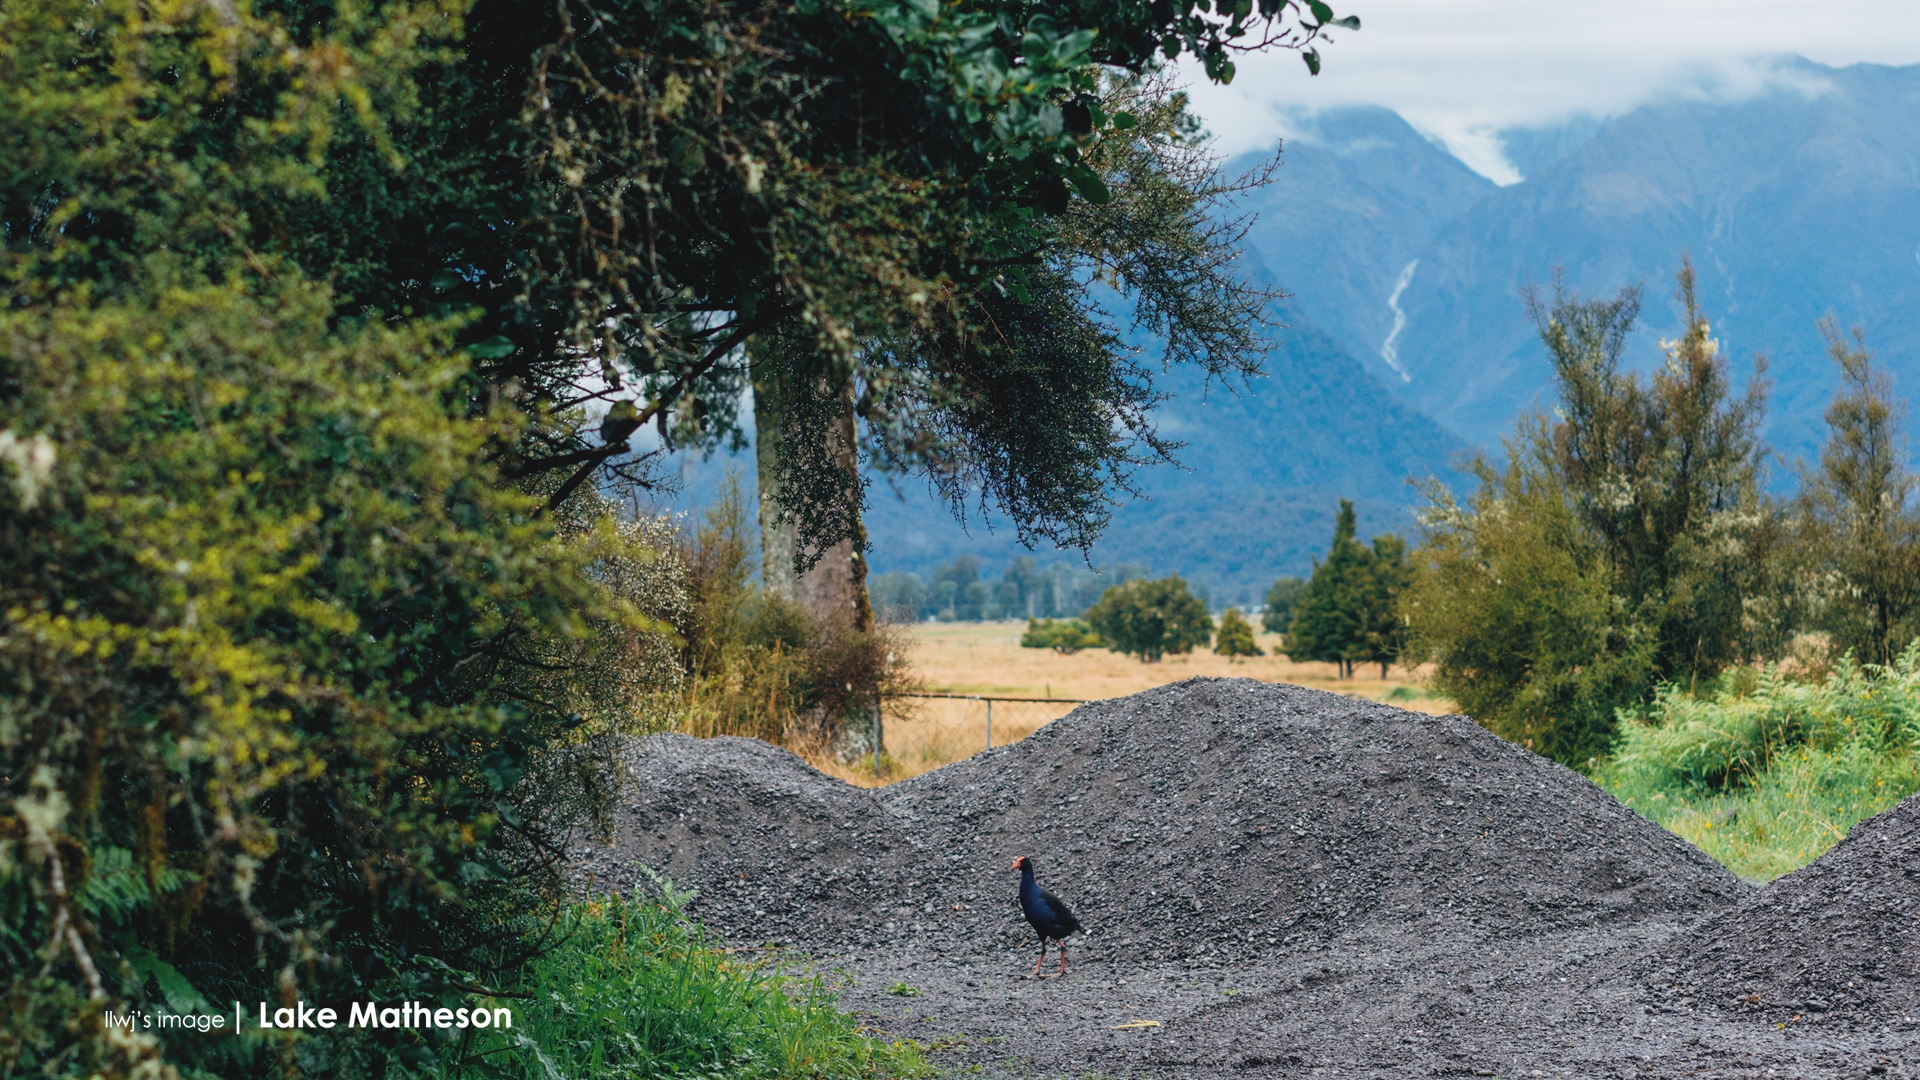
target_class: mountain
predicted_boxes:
[652,305,1466,605]
[1227,107,1497,382]
[1378,59,1920,461]
[1496,115,1606,180]
[655,59,1920,599]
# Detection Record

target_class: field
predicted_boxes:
[811,620,1453,786]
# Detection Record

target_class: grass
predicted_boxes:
[1604,742,1920,881]
[1597,651,1920,881]
[903,620,1448,708]
[802,620,1455,787]
[447,876,927,1080]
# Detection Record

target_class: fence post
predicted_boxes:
[873,701,882,781]
[985,697,992,751]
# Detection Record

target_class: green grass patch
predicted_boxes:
[1598,651,1920,881]
[449,876,927,1080]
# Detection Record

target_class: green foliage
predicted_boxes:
[1213,608,1264,660]
[447,877,927,1080]
[0,1,678,1074]
[1287,501,1409,678]
[674,476,912,745]
[1085,576,1212,663]
[1261,577,1308,633]
[0,266,664,1075]
[523,0,1300,564]
[1794,319,1920,667]
[1406,263,1776,767]
[1600,646,1920,879]
[1020,618,1103,654]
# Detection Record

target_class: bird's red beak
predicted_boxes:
[1010,858,1021,870]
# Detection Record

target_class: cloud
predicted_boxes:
[1175,0,1920,179]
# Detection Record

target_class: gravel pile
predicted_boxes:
[1662,793,1920,1028]
[577,678,1741,957]
[568,677,1920,1077]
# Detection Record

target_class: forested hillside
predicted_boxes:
[1379,58,1920,460]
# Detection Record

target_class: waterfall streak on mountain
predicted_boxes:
[1379,259,1418,383]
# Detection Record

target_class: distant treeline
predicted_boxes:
[871,556,1219,622]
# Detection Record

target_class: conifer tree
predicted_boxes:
[1214,607,1264,660]
[1288,501,1371,677]
[1357,534,1414,677]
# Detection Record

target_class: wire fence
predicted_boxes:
[852,693,1088,780]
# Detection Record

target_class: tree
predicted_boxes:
[497,1,1357,578]
[1085,576,1213,662]
[1215,608,1265,660]
[0,2,716,1073]
[1799,319,1920,666]
[1021,618,1104,654]
[1262,576,1309,633]
[1287,501,1371,677]
[870,572,929,623]
[1404,262,1776,767]
[1357,534,1413,677]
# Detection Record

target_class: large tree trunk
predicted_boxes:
[751,344,872,634]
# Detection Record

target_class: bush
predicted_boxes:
[673,476,914,749]
[446,877,927,1080]
[1085,576,1211,662]
[1020,618,1103,654]
[1405,265,1774,766]
[1600,645,1920,879]
[1213,608,1264,659]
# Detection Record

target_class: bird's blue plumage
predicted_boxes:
[1018,860,1079,940]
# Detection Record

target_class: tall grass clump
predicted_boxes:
[448,877,926,1080]
[672,473,916,754]
[1600,644,1920,880]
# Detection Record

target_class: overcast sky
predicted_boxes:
[1177,0,1920,183]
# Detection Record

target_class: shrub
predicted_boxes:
[673,476,914,748]
[1020,618,1104,654]
[1213,608,1264,659]
[1600,644,1920,879]
[1406,264,1775,766]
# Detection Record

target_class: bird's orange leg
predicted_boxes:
[1032,939,1049,978]
[1056,943,1068,977]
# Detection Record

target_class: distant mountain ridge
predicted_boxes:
[1300,58,1920,463]
[652,58,1920,600]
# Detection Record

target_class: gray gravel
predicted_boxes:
[572,677,1920,1079]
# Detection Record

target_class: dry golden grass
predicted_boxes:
[802,620,1454,787]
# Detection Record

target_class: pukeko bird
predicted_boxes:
[1012,855,1081,978]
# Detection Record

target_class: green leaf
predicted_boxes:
[466,335,516,359]
[1332,14,1361,29]
[1063,164,1111,205]
[430,269,464,291]
[1308,1,1335,22]
[1302,48,1321,76]
[1111,111,1138,130]
[128,949,212,1014]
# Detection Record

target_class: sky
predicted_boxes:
[1178,0,1920,183]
